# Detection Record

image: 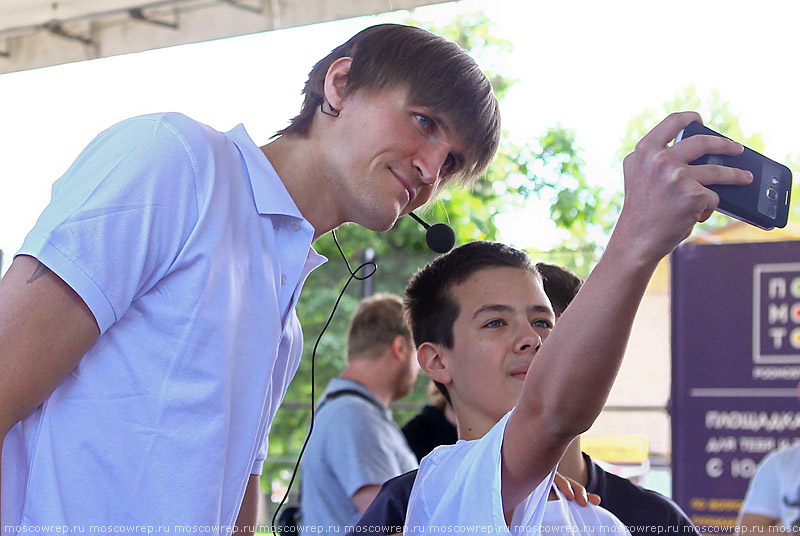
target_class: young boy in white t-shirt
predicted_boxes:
[401,112,752,535]
[402,242,628,534]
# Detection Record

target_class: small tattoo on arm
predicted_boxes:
[26,262,52,284]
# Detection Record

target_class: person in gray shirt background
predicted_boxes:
[300,293,419,534]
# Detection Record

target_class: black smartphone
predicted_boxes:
[675,121,792,230]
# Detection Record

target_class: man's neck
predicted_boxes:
[261,134,342,241]
[338,365,395,408]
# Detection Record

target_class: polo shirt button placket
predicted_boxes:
[290,220,301,232]
[280,274,287,286]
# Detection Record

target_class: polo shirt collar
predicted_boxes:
[227,123,305,221]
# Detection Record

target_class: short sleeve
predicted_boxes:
[18,115,200,333]
[325,401,410,498]
[251,437,268,476]
[741,451,781,518]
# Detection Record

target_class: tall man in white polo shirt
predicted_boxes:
[0,24,500,533]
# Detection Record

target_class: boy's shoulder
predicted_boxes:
[416,410,512,481]
[412,412,505,501]
[408,411,556,531]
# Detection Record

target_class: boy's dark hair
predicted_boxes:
[276,23,500,184]
[404,241,538,402]
[535,262,583,316]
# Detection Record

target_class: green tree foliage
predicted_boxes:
[514,126,622,277]
[618,85,775,232]
[618,85,766,161]
[413,12,621,277]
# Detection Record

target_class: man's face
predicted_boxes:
[395,341,420,400]
[436,266,555,431]
[325,85,466,232]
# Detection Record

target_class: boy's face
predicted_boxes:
[324,84,466,232]
[430,266,555,433]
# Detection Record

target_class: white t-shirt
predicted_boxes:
[405,411,555,536]
[741,443,800,529]
[543,487,631,536]
[3,113,325,532]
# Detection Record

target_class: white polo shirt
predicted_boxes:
[2,113,325,532]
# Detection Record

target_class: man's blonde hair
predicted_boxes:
[347,293,411,361]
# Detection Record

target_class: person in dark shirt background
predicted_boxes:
[401,381,457,462]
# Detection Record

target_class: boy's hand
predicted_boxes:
[553,472,601,507]
[617,111,752,264]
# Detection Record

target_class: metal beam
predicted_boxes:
[129,7,179,29]
[219,0,263,15]
[42,20,95,46]
[0,0,453,75]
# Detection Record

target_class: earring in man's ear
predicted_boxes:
[320,102,340,118]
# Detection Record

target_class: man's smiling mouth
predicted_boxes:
[391,169,416,204]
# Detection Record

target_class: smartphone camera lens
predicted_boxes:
[767,187,779,201]
[771,177,779,185]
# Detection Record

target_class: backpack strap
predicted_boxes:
[316,388,385,414]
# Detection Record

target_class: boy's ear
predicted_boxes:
[323,57,352,111]
[417,342,451,385]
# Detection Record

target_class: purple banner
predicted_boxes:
[671,241,800,533]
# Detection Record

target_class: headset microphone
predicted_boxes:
[408,212,456,253]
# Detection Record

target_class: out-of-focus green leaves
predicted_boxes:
[618,84,766,162]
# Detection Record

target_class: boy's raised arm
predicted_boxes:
[500,112,753,511]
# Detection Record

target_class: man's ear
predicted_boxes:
[323,57,352,111]
[390,335,411,362]
[417,342,451,385]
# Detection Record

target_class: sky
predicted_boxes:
[1,0,799,274]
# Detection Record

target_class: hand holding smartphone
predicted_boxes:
[675,121,792,230]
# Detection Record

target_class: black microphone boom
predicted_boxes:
[408,212,456,254]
